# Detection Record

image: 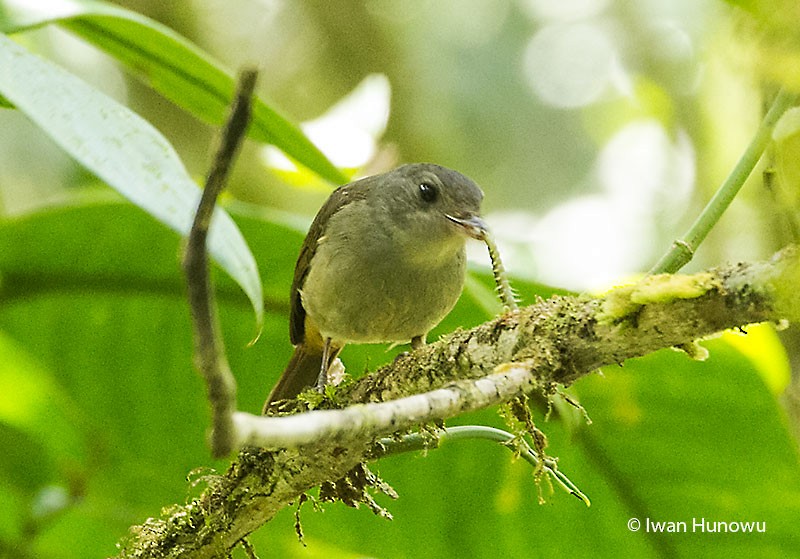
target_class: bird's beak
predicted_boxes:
[445,213,488,240]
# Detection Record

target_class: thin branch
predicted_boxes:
[182,68,257,458]
[649,88,798,274]
[369,426,591,506]
[234,363,537,448]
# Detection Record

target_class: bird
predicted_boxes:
[264,163,486,408]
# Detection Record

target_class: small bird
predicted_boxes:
[265,163,486,408]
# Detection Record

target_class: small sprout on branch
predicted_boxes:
[675,341,710,361]
[240,538,260,559]
[294,494,308,546]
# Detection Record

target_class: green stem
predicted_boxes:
[372,425,590,506]
[649,88,798,275]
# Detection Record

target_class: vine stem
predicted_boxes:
[371,426,590,506]
[649,87,798,275]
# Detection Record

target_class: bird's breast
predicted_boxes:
[301,219,467,345]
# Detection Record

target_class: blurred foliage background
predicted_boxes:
[1,0,800,558]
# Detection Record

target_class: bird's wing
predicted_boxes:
[289,181,370,345]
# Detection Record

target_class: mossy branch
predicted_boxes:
[116,246,799,558]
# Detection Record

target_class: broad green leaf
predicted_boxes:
[0,423,56,494]
[0,195,300,407]
[0,32,263,326]
[573,346,800,558]
[0,0,348,185]
[0,333,87,470]
[2,197,798,558]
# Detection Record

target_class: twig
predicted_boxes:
[649,88,798,274]
[182,68,257,458]
[233,362,539,449]
[370,426,590,506]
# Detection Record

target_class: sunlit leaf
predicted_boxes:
[0,0,348,185]
[0,333,86,467]
[0,32,263,326]
[720,325,791,395]
[262,74,391,186]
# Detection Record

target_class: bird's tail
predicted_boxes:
[263,343,340,412]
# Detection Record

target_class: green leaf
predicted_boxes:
[0,332,87,469]
[2,197,799,558]
[0,423,57,494]
[573,345,800,558]
[0,32,263,326]
[0,0,348,185]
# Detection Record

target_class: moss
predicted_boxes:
[631,273,718,303]
[597,285,639,324]
[599,273,719,324]
[318,462,397,519]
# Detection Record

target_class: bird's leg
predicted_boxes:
[392,335,426,365]
[315,337,333,392]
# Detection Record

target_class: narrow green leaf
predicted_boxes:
[0,0,348,185]
[0,32,263,326]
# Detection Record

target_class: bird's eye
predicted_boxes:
[419,182,438,203]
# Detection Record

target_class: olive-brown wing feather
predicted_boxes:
[289,181,371,345]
